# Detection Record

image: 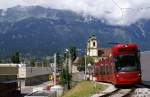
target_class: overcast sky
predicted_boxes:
[1,0,150,26]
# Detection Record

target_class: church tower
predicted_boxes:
[87,35,98,57]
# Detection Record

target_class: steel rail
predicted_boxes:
[99,88,135,97]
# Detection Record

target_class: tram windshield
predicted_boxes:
[114,54,140,72]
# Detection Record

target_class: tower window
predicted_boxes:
[93,42,95,47]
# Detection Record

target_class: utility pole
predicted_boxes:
[68,52,72,74]
[66,57,70,89]
[84,55,87,80]
[64,49,71,89]
[53,53,57,85]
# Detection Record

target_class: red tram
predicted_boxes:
[93,43,141,85]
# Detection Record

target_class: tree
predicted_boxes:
[60,51,72,90]
[77,56,94,71]
[30,58,36,67]
[69,46,76,61]
[86,56,94,64]
[60,67,71,90]
[56,52,61,65]
[43,58,49,67]
[11,52,20,63]
[60,68,67,86]
[0,58,2,63]
[77,56,84,71]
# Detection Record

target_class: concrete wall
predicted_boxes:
[18,67,52,78]
[18,67,52,86]
[141,51,150,82]
[0,65,18,82]
[0,67,18,75]
[25,74,49,86]
[0,65,53,86]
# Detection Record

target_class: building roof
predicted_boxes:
[73,57,80,65]
[98,48,112,57]
[88,35,96,42]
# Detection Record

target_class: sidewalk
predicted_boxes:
[21,81,53,94]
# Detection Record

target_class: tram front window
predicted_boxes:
[114,54,140,72]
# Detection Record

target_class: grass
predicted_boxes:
[62,81,108,97]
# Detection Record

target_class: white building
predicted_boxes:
[87,35,98,57]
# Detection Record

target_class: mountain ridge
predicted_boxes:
[0,6,150,57]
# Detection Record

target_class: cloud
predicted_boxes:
[1,0,150,26]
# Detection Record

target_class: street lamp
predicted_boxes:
[65,49,72,74]
[64,49,72,89]
[53,53,57,85]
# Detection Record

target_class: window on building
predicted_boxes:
[93,42,95,47]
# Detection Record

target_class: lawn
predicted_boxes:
[62,81,108,97]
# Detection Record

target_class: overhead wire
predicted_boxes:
[111,0,150,17]
[111,0,124,17]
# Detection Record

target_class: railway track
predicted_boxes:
[99,88,135,97]
[94,82,150,97]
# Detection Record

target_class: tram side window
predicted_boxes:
[104,64,107,74]
[107,65,110,74]
[100,65,102,75]
[105,65,108,75]
[110,65,113,74]
[109,65,112,74]
[112,65,115,73]
[97,66,99,75]
[99,67,101,74]
[108,64,111,74]
[98,66,101,75]
[97,67,99,75]
[104,65,106,75]
[94,67,98,75]
[101,65,105,75]
[101,66,103,75]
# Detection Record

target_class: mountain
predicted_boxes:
[0,6,150,57]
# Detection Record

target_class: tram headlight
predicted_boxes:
[116,74,119,78]
[138,73,141,76]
